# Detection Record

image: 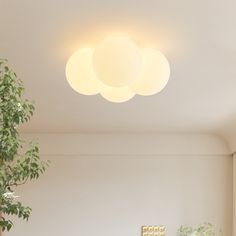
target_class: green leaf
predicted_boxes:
[0,59,50,232]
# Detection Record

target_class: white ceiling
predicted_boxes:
[1,0,236,139]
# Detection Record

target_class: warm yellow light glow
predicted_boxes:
[93,37,143,87]
[100,85,135,103]
[65,36,170,103]
[65,48,102,95]
[131,49,170,96]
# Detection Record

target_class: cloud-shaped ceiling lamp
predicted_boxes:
[66,36,170,103]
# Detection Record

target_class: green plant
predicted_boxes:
[177,222,222,236]
[0,59,49,233]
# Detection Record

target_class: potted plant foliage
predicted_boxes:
[177,222,222,236]
[0,59,49,235]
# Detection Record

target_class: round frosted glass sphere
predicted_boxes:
[66,48,102,95]
[93,37,143,87]
[100,85,135,103]
[131,49,170,96]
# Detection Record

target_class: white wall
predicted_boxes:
[6,134,232,236]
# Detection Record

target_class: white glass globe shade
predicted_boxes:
[93,37,143,87]
[100,85,135,103]
[65,48,102,95]
[131,49,170,96]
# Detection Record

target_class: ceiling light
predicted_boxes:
[93,37,143,87]
[65,48,102,95]
[66,36,170,103]
[100,85,135,103]
[131,48,170,96]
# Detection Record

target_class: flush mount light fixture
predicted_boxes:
[65,36,170,103]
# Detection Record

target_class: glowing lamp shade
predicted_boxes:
[93,37,143,87]
[65,48,102,95]
[131,49,170,96]
[100,85,135,103]
[65,36,170,103]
